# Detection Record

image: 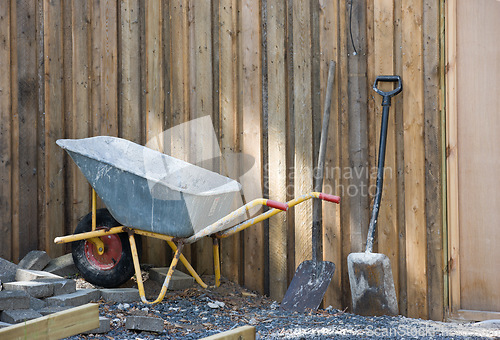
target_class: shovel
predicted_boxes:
[347,75,402,316]
[281,61,337,311]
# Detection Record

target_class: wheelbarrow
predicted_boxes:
[54,136,340,304]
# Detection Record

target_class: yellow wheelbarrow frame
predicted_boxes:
[55,189,340,305]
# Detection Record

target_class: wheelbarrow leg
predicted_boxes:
[129,233,184,304]
[166,240,208,289]
[213,237,221,287]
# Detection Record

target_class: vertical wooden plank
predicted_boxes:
[170,0,190,134]
[63,0,73,242]
[455,0,500,316]
[292,0,313,268]
[337,0,352,308]
[16,0,39,259]
[373,0,399,301]
[346,0,368,253]
[36,0,46,253]
[71,0,91,232]
[423,0,443,321]
[120,0,141,143]
[393,0,407,316]
[240,0,264,293]
[267,0,287,300]
[162,0,171,131]
[366,0,376,190]
[44,0,65,257]
[91,0,102,136]
[144,0,166,266]
[285,0,295,286]
[0,0,12,260]
[168,0,191,268]
[191,0,214,276]
[402,0,428,319]
[319,0,341,308]
[101,0,118,136]
[445,0,459,317]
[219,0,241,284]
[10,0,20,262]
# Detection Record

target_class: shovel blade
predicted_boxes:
[347,252,398,316]
[281,261,335,312]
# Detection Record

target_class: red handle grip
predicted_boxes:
[266,200,288,211]
[319,193,341,204]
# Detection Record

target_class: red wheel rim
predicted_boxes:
[84,229,123,270]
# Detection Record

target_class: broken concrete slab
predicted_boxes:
[29,297,47,311]
[3,281,54,299]
[1,309,43,324]
[0,290,30,311]
[77,289,101,301]
[149,268,195,290]
[16,269,62,282]
[100,288,139,303]
[83,316,111,334]
[45,289,101,308]
[38,306,71,316]
[125,315,164,333]
[35,278,76,295]
[18,251,51,271]
[0,258,19,283]
[42,253,78,277]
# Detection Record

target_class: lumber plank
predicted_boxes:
[44,0,66,257]
[292,0,313,268]
[219,0,241,284]
[402,0,428,319]
[319,0,341,309]
[373,0,399,301]
[201,325,255,340]
[423,0,443,321]
[0,0,12,260]
[240,0,264,293]
[120,0,142,143]
[144,0,166,266]
[0,303,99,339]
[191,0,214,277]
[267,0,287,301]
[101,0,118,136]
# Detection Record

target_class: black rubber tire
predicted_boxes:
[72,209,140,288]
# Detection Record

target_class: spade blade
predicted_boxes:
[281,260,335,312]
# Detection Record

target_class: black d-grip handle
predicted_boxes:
[373,75,402,106]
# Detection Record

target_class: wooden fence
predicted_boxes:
[0,0,444,320]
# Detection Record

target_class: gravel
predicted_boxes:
[67,276,500,339]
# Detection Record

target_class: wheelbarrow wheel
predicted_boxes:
[72,208,141,288]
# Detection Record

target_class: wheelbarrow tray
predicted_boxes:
[57,136,241,238]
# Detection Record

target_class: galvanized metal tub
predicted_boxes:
[57,136,242,238]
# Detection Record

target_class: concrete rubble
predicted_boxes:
[0,252,194,336]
